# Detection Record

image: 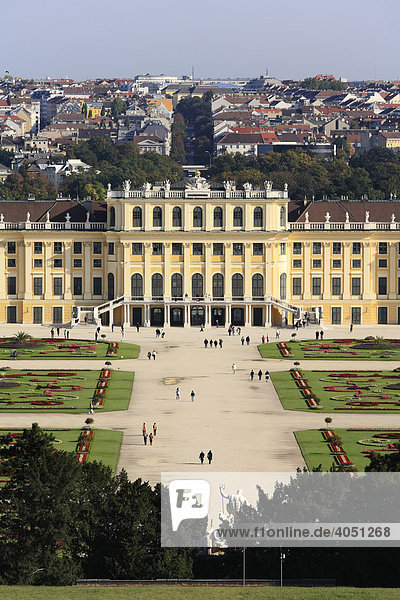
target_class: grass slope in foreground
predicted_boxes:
[0,428,122,473]
[259,338,400,360]
[0,338,139,360]
[295,428,400,472]
[0,587,396,600]
[271,369,400,413]
[0,369,134,413]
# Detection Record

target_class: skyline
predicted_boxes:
[1,0,400,82]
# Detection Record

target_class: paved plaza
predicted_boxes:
[2,323,400,484]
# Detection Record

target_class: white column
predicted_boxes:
[84,241,91,299]
[144,243,151,298]
[64,241,72,300]
[363,242,373,299]
[184,304,190,327]
[164,243,171,299]
[110,306,114,328]
[389,242,397,299]
[44,241,52,299]
[0,242,5,299]
[244,242,251,300]
[24,241,32,299]
[123,243,130,296]
[227,304,232,324]
[245,304,250,327]
[224,243,232,298]
[265,243,271,296]
[303,242,311,299]
[343,242,350,299]
[164,304,170,327]
[322,242,330,299]
[205,243,212,296]
[183,242,190,297]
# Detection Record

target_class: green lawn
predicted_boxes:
[259,339,400,361]
[0,338,139,360]
[0,427,122,473]
[0,369,134,413]
[0,587,397,600]
[295,428,400,472]
[271,369,400,413]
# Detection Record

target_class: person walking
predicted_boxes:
[143,432,148,445]
[190,390,195,402]
[350,323,353,332]
[232,363,236,374]
[315,331,319,340]
[320,330,324,340]
[246,336,250,345]
[147,351,151,360]
[209,339,213,348]
[199,451,205,465]
[51,328,54,339]
[57,327,60,337]
[88,401,94,415]
[121,324,124,335]
[152,350,157,360]
[175,387,181,400]
[207,450,213,464]
[262,335,265,344]
[266,334,269,343]
[149,432,153,446]
[214,340,217,348]
[142,422,147,436]
[276,329,280,339]
[153,423,157,436]
[258,369,263,381]
[250,369,255,381]
[136,322,140,332]
[228,327,232,336]
[204,339,208,348]
[111,323,114,332]
[265,370,270,382]
[219,339,223,348]
[241,336,245,346]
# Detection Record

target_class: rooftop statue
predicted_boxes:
[185,171,210,191]
[122,179,131,192]
[243,182,253,192]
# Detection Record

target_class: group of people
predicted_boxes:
[50,327,70,339]
[250,369,270,382]
[315,330,325,340]
[147,350,157,360]
[240,336,251,345]
[261,335,270,344]
[175,387,196,402]
[199,450,213,464]
[228,325,241,336]
[155,328,165,339]
[204,339,223,348]
[142,422,157,445]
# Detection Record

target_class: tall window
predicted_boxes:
[131,273,143,298]
[214,207,223,227]
[33,277,43,295]
[292,277,302,295]
[232,273,244,299]
[351,277,361,295]
[313,242,322,255]
[378,277,387,295]
[280,206,285,227]
[280,273,287,299]
[153,206,162,227]
[192,273,204,298]
[212,273,224,299]
[7,276,16,295]
[93,277,102,295]
[53,277,63,295]
[171,273,182,298]
[312,277,321,295]
[252,274,264,298]
[233,207,243,227]
[332,277,342,295]
[152,273,163,299]
[172,206,182,227]
[253,207,263,227]
[107,273,114,299]
[331,307,341,324]
[132,206,142,227]
[193,206,203,227]
[73,277,82,296]
[110,206,115,227]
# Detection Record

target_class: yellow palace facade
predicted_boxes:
[1,173,400,328]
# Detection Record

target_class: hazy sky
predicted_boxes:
[1,0,400,81]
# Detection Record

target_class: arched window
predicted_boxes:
[233,206,243,227]
[252,273,264,298]
[280,206,286,228]
[214,206,223,228]
[132,206,142,228]
[192,273,204,298]
[193,206,203,228]
[109,206,115,227]
[131,273,143,299]
[254,206,263,227]
[212,273,224,299]
[171,273,182,298]
[151,273,163,299]
[172,206,182,227]
[107,273,115,300]
[153,206,162,227]
[232,273,244,299]
[280,273,287,300]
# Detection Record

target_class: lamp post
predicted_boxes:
[205,150,212,168]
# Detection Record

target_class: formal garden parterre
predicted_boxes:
[0,427,122,474]
[0,368,134,412]
[295,428,400,472]
[0,334,139,360]
[271,369,400,412]
[259,337,400,360]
